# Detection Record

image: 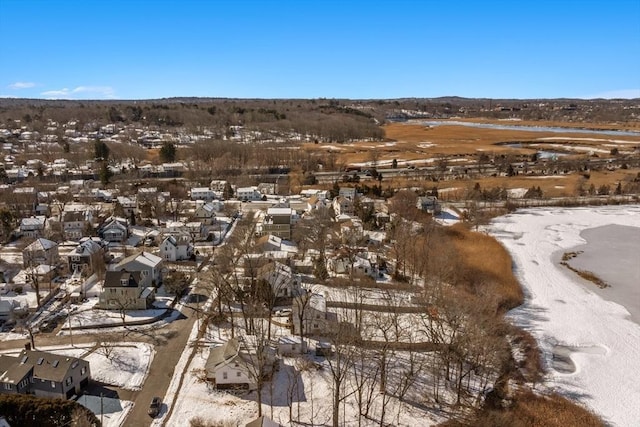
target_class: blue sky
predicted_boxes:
[1,0,638,100]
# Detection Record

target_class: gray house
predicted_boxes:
[22,238,59,268]
[0,349,90,399]
[98,270,155,310]
[416,196,441,214]
[115,251,163,287]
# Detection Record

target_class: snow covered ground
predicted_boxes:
[487,205,640,426]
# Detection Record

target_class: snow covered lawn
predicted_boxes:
[487,205,640,426]
[85,342,154,390]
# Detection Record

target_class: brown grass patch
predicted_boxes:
[445,223,523,311]
[442,390,605,427]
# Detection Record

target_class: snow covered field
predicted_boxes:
[487,205,640,426]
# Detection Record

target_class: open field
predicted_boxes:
[303,120,640,198]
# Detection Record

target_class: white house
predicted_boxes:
[332,196,354,216]
[205,337,275,391]
[159,234,193,262]
[292,292,337,336]
[277,336,307,356]
[258,261,300,298]
[190,187,216,201]
[237,186,262,202]
[19,216,46,238]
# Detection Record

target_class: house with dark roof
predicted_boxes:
[159,234,193,262]
[416,196,441,214]
[97,270,154,310]
[0,349,90,399]
[66,239,105,277]
[98,217,129,243]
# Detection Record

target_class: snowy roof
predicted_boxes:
[267,207,292,216]
[24,238,57,252]
[117,251,162,268]
[206,338,240,370]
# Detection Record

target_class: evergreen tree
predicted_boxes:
[159,142,177,163]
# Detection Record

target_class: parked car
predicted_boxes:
[148,396,162,417]
[274,309,292,317]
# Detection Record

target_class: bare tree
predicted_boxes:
[238,319,275,418]
[326,321,358,427]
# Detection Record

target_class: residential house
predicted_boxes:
[159,234,193,262]
[115,251,163,287]
[332,196,354,216]
[193,201,223,225]
[292,292,337,336]
[0,299,16,322]
[160,162,185,176]
[98,217,129,243]
[66,239,105,277]
[0,349,90,399]
[62,211,92,241]
[300,189,330,201]
[306,194,328,211]
[19,216,46,238]
[0,354,33,396]
[116,196,138,217]
[237,186,262,202]
[254,235,297,261]
[258,261,300,298]
[190,187,216,201]
[137,187,158,204]
[261,207,293,239]
[22,238,59,268]
[416,196,441,214]
[328,251,376,278]
[97,270,154,310]
[339,187,358,201]
[205,337,275,391]
[209,179,228,192]
[257,183,276,195]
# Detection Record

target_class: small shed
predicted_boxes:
[277,336,307,356]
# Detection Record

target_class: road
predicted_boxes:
[119,306,197,427]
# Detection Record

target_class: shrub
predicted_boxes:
[0,394,100,427]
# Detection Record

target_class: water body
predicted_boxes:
[562,224,640,324]
[420,120,640,137]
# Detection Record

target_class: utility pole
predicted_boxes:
[68,311,73,347]
[100,393,104,426]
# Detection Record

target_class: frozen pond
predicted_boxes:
[487,205,640,427]
[420,120,640,136]
[561,224,640,324]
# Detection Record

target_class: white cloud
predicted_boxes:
[8,81,36,89]
[40,85,116,99]
[581,89,640,99]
